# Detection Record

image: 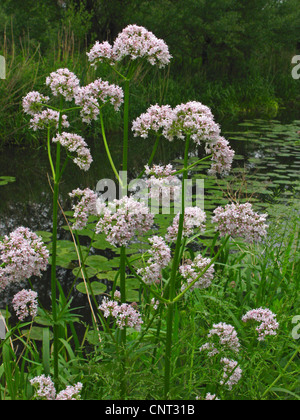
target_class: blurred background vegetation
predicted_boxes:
[0,0,300,147]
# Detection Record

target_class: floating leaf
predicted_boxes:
[97,271,118,282]
[72,266,99,279]
[76,281,107,295]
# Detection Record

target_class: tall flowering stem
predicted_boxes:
[164,135,190,398]
[99,108,122,185]
[119,245,127,399]
[50,96,63,384]
[122,78,130,175]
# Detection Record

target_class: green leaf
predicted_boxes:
[22,327,53,341]
[72,266,98,279]
[85,255,108,268]
[0,176,16,186]
[76,281,107,295]
[97,271,118,281]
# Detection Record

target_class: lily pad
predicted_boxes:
[76,281,107,295]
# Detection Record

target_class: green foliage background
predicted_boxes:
[0,0,300,146]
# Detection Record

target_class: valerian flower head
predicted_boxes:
[242,307,279,341]
[207,136,235,177]
[0,227,49,289]
[69,188,99,231]
[30,375,56,400]
[137,235,171,285]
[30,375,82,400]
[196,393,220,401]
[52,132,93,171]
[166,206,206,242]
[46,68,80,101]
[132,104,175,139]
[144,163,181,201]
[29,108,69,131]
[199,323,241,357]
[88,24,172,69]
[75,78,124,124]
[87,40,114,65]
[12,289,38,321]
[165,101,221,145]
[96,196,154,248]
[179,254,214,292]
[220,358,242,390]
[22,91,50,116]
[212,202,268,243]
[99,297,143,331]
[56,383,83,400]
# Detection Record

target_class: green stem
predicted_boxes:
[119,246,127,399]
[111,65,127,81]
[50,96,63,385]
[136,134,161,179]
[261,345,300,399]
[47,127,55,180]
[61,106,82,113]
[173,235,230,303]
[173,155,212,175]
[164,135,190,399]
[74,232,115,343]
[122,79,130,175]
[125,256,169,304]
[99,108,122,185]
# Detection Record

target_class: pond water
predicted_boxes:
[0,116,299,329]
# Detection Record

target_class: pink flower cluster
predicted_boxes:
[145,164,176,178]
[205,393,220,401]
[96,196,154,247]
[87,24,172,69]
[132,104,175,139]
[30,375,82,400]
[212,202,268,243]
[46,68,80,101]
[220,358,242,390]
[166,206,206,242]
[207,136,235,177]
[242,307,279,341]
[199,323,240,357]
[12,289,38,321]
[132,101,222,148]
[148,235,172,267]
[30,375,56,400]
[87,40,114,65]
[0,227,49,289]
[75,78,124,124]
[52,132,93,171]
[137,235,171,285]
[137,262,162,286]
[22,91,50,116]
[56,383,83,400]
[166,101,221,145]
[144,164,181,201]
[29,108,70,131]
[179,254,214,292]
[69,188,98,231]
[151,298,160,310]
[99,297,143,331]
